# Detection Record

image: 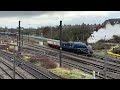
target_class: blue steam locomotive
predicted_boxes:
[61,42,93,55]
[47,39,93,55]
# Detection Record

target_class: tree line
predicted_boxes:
[0,24,101,42]
[31,25,94,42]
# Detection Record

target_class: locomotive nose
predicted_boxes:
[87,45,93,54]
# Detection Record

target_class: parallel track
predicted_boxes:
[0,58,25,79]
[0,50,63,79]
[0,65,13,79]
[24,49,119,79]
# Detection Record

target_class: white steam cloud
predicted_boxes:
[87,23,120,43]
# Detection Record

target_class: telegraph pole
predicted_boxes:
[7,27,8,39]
[17,34,18,46]
[50,27,52,39]
[59,21,62,67]
[28,34,30,43]
[104,35,107,79]
[13,45,15,79]
[18,21,21,52]
[22,29,23,46]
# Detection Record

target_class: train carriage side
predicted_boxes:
[47,39,60,49]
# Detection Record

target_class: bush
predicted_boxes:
[40,58,57,69]
[112,47,120,54]
[8,48,14,52]
[0,45,9,50]
[29,58,38,63]
[28,55,57,69]
[91,43,112,50]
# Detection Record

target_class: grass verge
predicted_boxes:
[49,67,93,79]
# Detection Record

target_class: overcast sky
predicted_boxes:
[0,11,120,28]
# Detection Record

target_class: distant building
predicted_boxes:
[103,18,120,25]
[88,24,103,31]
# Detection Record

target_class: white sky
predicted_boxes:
[0,11,120,28]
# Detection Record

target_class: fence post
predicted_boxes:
[93,71,96,79]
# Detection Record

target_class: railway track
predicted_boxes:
[24,43,120,64]
[24,44,120,68]
[24,49,120,79]
[23,43,120,79]
[22,49,104,79]
[0,50,63,79]
[0,58,25,79]
[25,43,120,67]
[0,64,13,79]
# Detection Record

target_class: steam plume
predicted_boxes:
[87,23,120,43]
